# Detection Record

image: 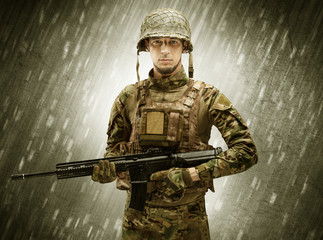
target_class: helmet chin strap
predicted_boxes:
[136,50,140,82]
[189,52,194,78]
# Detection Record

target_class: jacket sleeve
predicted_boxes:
[103,86,133,158]
[196,91,258,180]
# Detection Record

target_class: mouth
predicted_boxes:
[159,58,173,64]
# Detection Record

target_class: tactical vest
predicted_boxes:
[117,78,215,206]
[128,78,214,153]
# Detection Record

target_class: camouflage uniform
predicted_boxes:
[104,66,258,239]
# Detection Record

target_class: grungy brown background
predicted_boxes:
[0,0,322,239]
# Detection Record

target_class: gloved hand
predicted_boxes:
[150,167,199,197]
[92,160,117,183]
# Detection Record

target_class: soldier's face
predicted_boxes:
[146,37,186,78]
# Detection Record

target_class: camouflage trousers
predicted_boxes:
[122,198,210,240]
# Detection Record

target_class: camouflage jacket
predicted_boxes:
[104,67,258,200]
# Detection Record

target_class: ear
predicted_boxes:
[182,41,188,53]
[145,39,150,52]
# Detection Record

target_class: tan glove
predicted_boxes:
[92,160,117,183]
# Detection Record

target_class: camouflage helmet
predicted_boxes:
[137,8,193,53]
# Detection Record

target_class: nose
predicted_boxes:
[161,42,170,55]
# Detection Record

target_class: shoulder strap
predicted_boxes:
[183,80,205,108]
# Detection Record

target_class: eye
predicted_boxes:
[152,40,162,46]
[170,40,180,45]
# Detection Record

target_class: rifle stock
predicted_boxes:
[11,147,222,211]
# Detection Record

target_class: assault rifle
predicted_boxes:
[11,148,222,211]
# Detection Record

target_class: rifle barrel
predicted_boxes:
[11,170,57,180]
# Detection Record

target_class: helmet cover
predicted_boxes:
[137,8,193,52]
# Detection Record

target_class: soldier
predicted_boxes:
[92,8,258,240]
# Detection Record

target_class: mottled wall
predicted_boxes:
[0,0,322,239]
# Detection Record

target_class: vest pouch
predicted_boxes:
[139,108,184,149]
